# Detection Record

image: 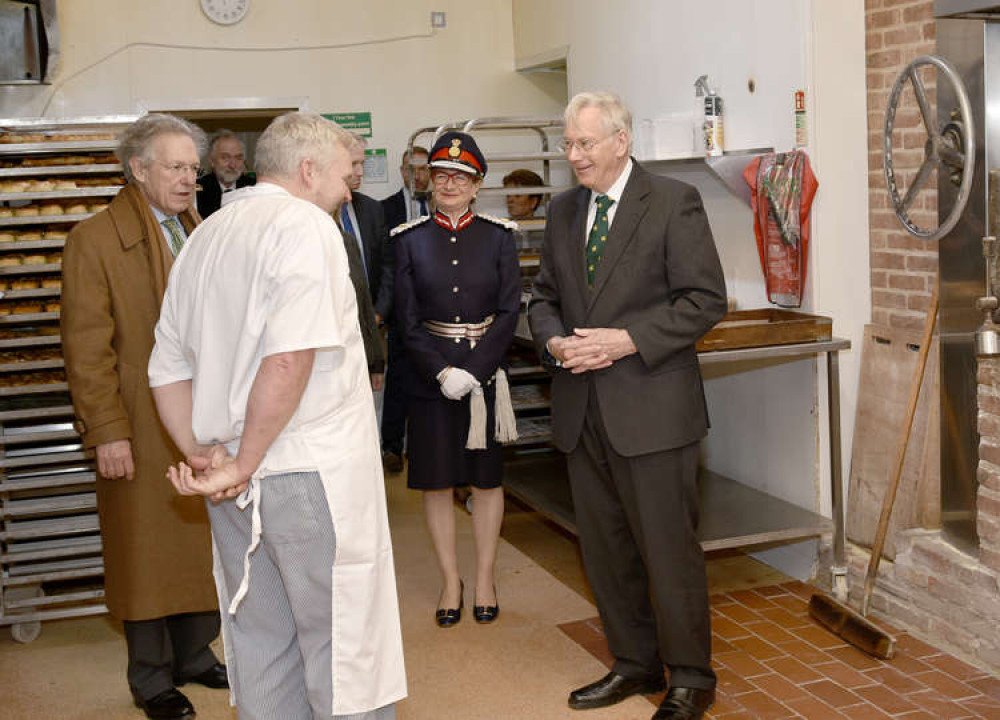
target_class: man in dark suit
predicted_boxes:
[380,145,431,230]
[529,92,727,720]
[196,130,254,218]
[379,145,431,472]
[342,133,393,324]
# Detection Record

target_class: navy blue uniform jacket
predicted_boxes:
[394,214,521,400]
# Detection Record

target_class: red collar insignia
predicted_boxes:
[434,209,474,231]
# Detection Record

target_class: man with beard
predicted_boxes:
[196,129,255,218]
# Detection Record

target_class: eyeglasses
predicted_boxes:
[559,134,615,154]
[431,170,473,187]
[154,161,201,177]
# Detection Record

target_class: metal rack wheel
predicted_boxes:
[883,54,975,241]
[7,586,44,643]
[11,619,41,643]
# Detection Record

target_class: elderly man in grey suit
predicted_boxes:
[529,91,727,720]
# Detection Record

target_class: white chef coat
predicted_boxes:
[148,182,406,715]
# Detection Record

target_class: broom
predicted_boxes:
[809,281,939,660]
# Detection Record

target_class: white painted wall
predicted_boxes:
[0,0,566,200]
[513,0,871,579]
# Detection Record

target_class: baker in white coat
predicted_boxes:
[147,112,405,720]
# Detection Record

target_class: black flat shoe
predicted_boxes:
[435,580,463,628]
[132,688,195,720]
[175,662,229,689]
[473,585,499,624]
[651,686,715,719]
[568,670,666,710]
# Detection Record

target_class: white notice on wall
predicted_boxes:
[364,149,388,183]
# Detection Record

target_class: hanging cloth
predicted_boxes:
[743,150,819,307]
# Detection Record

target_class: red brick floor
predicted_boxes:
[559,581,1000,719]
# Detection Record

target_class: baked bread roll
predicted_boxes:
[44,300,60,312]
[0,305,10,316]
[64,203,87,215]
[22,253,47,264]
[0,208,12,218]
[44,252,61,263]
[42,230,67,240]
[0,180,27,193]
[11,278,39,290]
[27,179,54,192]
[13,206,37,217]
[88,202,108,213]
[18,230,41,241]
[0,133,43,144]
[0,255,22,266]
[13,302,42,314]
[53,179,77,190]
[0,232,16,243]
[40,277,61,289]
[38,203,63,216]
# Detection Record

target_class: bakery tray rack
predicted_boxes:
[0,117,132,642]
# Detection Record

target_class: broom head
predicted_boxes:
[808,592,896,660]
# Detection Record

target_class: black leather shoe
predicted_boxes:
[651,687,715,719]
[474,585,499,624]
[435,580,463,628]
[382,450,404,473]
[568,670,667,710]
[132,688,195,720]
[175,662,229,689]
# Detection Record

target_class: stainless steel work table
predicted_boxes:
[504,337,850,589]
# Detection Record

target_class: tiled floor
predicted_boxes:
[560,580,1000,719]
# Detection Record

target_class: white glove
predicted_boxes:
[438,367,479,400]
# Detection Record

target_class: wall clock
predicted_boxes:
[200,0,250,26]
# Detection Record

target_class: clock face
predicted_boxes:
[201,0,249,25]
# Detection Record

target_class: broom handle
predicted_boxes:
[861,279,939,616]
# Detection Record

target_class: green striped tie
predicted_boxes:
[162,217,185,257]
[586,194,614,287]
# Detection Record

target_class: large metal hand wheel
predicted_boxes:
[884,55,975,242]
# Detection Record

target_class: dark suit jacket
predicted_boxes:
[196,172,255,219]
[528,161,727,457]
[348,192,393,320]
[341,228,386,374]
[381,189,407,233]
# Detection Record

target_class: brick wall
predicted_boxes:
[847,0,1000,674]
[866,0,937,331]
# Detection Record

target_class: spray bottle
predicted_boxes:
[694,75,724,157]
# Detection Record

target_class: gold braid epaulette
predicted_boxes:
[389,214,431,237]
[476,213,519,231]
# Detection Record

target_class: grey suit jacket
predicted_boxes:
[528,161,727,457]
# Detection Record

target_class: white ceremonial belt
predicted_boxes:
[423,314,495,341]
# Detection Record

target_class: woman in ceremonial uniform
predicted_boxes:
[393,131,520,627]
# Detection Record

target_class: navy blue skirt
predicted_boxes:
[406,384,503,491]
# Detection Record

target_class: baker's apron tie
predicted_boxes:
[227,471,264,615]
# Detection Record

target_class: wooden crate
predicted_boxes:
[697,308,832,352]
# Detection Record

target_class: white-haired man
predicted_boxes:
[62,113,226,720]
[148,112,405,720]
[529,92,727,720]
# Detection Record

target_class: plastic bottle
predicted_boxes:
[695,75,724,157]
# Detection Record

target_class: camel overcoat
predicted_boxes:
[61,183,218,621]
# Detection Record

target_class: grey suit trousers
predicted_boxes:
[567,389,716,690]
